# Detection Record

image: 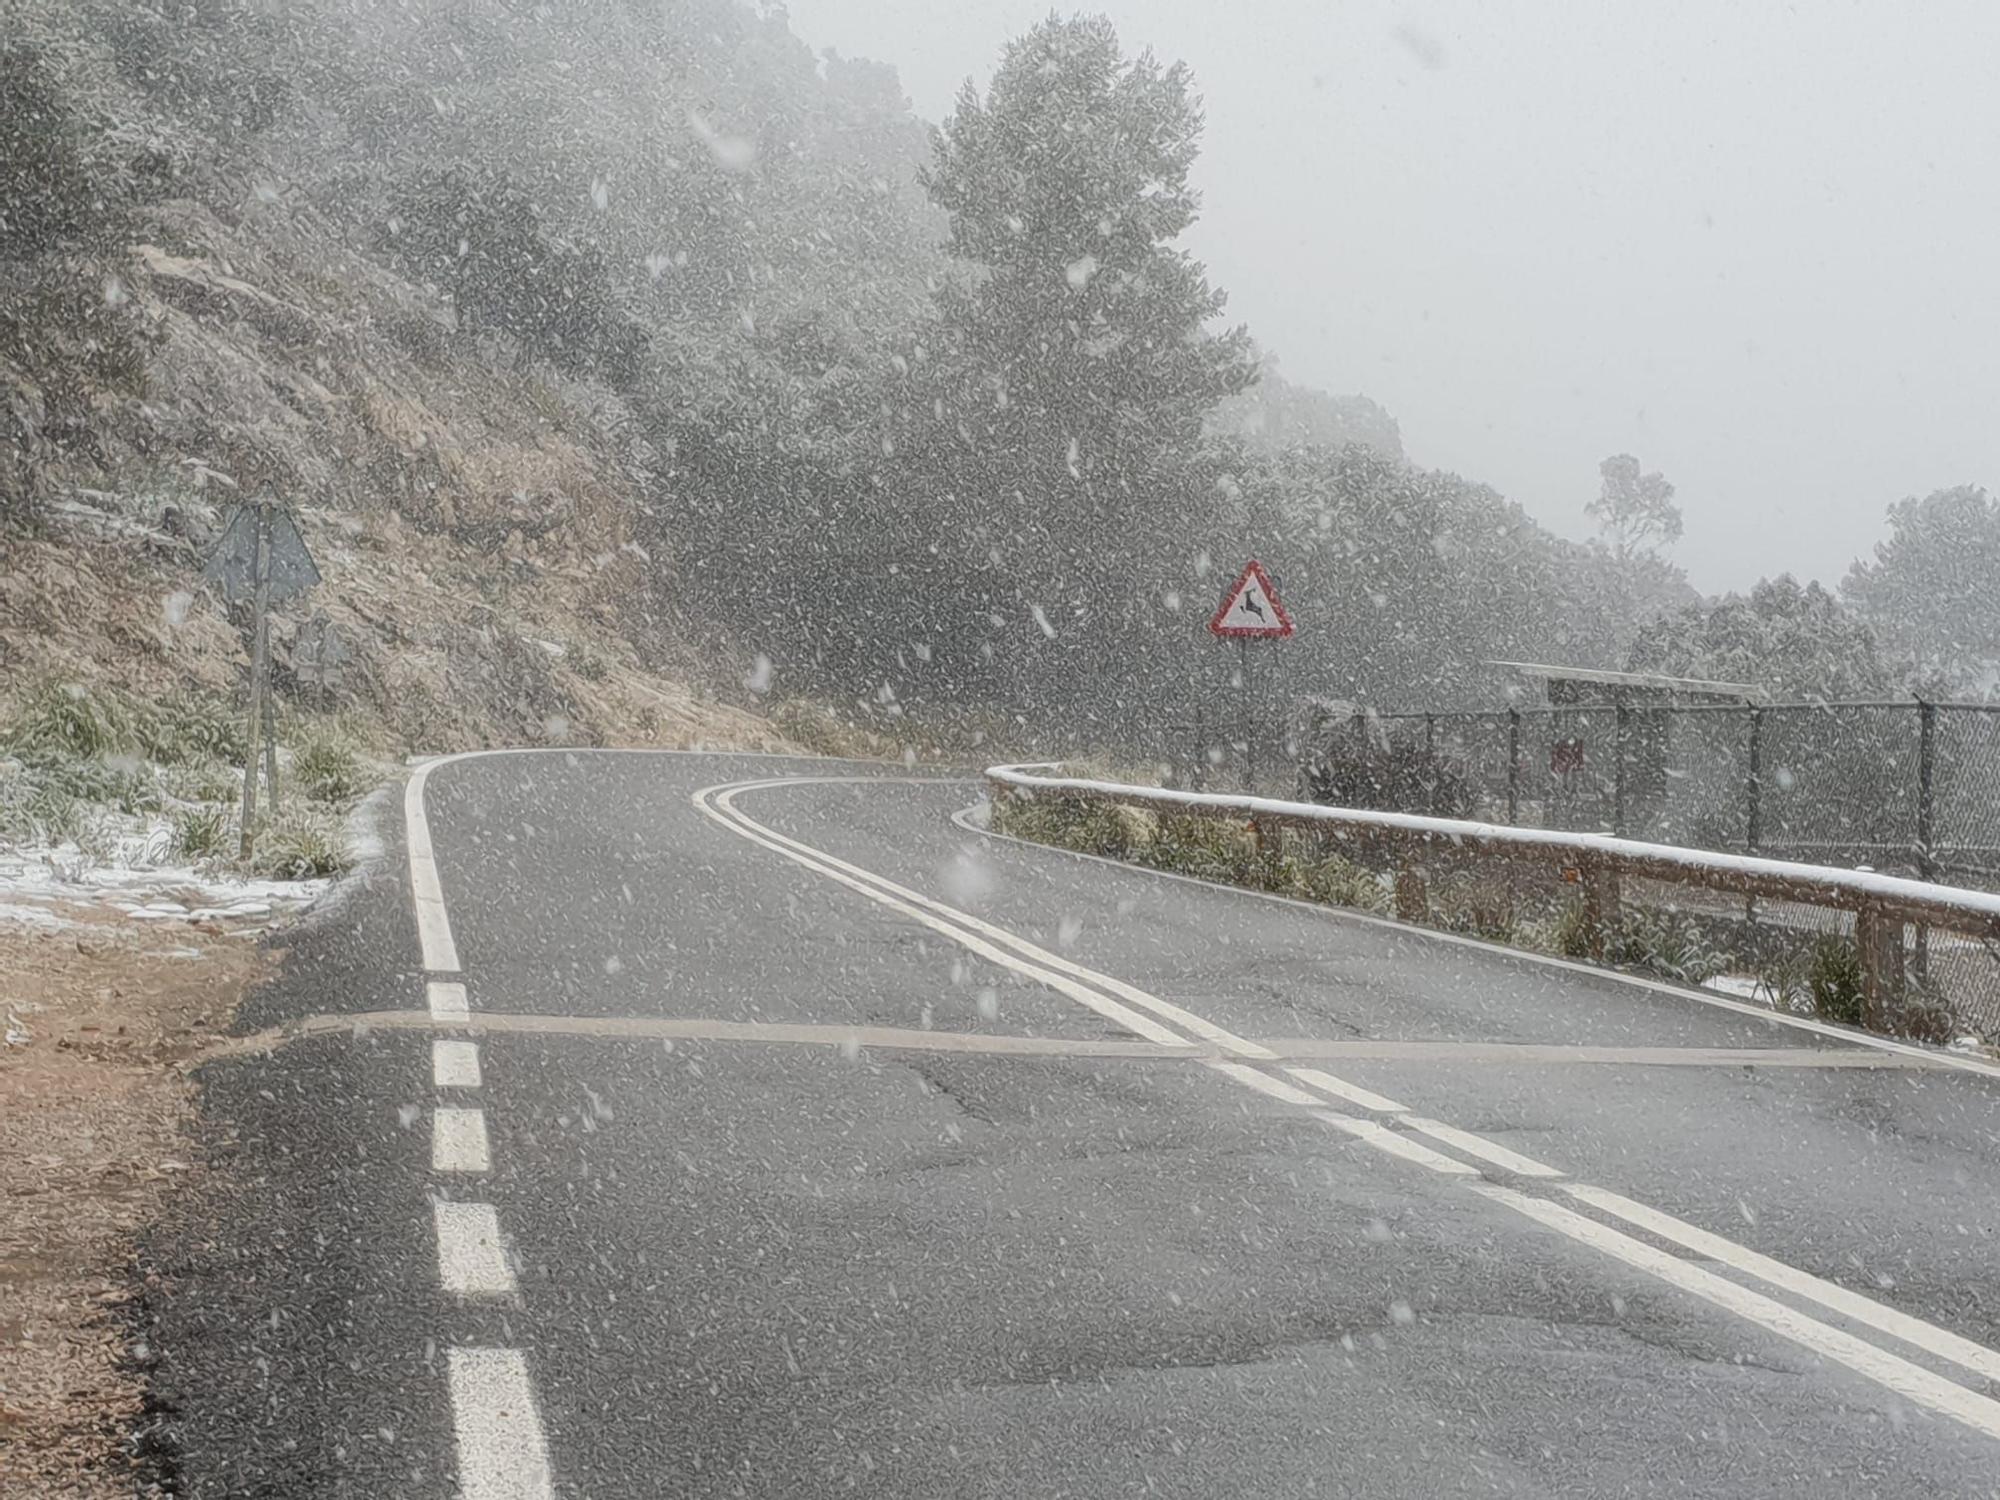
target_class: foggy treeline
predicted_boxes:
[5,0,1996,747]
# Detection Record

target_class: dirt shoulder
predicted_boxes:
[0,902,271,1497]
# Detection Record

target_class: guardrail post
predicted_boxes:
[1855,901,1906,1031]
[1578,856,1620,959]
[1394,847,1428,923]
[1506,709,1522,825]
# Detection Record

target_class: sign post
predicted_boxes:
[1207,559,1293,792]
[202,494,321,861]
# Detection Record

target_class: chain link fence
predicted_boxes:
[1160,699,2000,1038]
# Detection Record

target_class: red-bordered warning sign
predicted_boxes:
[1208,559,1294,638]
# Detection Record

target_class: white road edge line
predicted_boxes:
[949,800,2000,1084]
[1564,1182,2000,1387]
[434,1107,491,1173]
[448,1347,553,1500]
[405,758,462,973]
[435,1200,516,1296]
[434,1038,483,1089]
[704,779,1276,1059]
[1473,1182,2000,1442]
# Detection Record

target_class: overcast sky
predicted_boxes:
[781,0,1999,594]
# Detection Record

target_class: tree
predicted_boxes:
[912,15,1253,508]
[1588,453,1683,561]
[1207,349,1403,461]
[1843,485,2000,697]
[889,13,1256,712]
[1625,575,1891,700]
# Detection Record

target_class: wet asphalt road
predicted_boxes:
[140,751,2000,1498]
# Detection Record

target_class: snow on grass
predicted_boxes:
[0,810,332,931]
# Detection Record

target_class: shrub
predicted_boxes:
[1541,899,1597,960]
[1606,908,1732,986]
[1806,935,1865,1026]
[3,680,135,759]
[290,730,368,805]
[139,690,247,767]
[167,760,241,804]
[75,813,122,866]
[569,641,612,681]
[253,806,350,879]
[25,785,84,844]
[170,803,235,861]
[1144,813,1256,882]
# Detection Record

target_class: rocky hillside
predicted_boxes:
[1,0,921,753]
[4,192,780,751]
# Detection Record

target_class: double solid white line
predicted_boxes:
[701,774,2000,1447]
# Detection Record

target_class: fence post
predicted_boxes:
[1506,709,1521,825]
[1915,698,1937,981]
[1612,701,1631,836]
[1424,714,1438,815]
[1744,707,1764,855]
[1743,705,1764,926]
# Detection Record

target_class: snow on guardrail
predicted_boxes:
[984,762,2000,935]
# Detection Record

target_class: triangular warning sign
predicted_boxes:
[1208,559,1294,638]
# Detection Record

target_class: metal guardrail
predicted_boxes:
[987,763,2000,1033]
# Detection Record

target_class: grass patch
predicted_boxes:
[1805,935,1865,1026]
[252,805,350,880]
[138,689,247,767]
[289,728,369,805]
[170,803,235,861]
[1605,908,1731,987]
[768,700,901,760]
[993,795,1390,916]
[166,760,240,804]
[3,679,137,760]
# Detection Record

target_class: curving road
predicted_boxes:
[142,751,2000,1498]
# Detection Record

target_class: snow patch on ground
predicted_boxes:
[0,823,329,933]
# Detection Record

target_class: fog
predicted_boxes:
[784,0,2000,594]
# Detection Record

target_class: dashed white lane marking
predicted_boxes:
[1564,1182,2000,1386]
[429,980,470,1020]
[405,758,463,973]
[1283,1065,1406,1114]
[1402,1116,1564,1178]
[434,1200,515,1296]
[1474,1182,2000,1442]
[434,1039,483,1089]
[700,780,1275,1058]
[1312,1109,1482,1175]
[433,1107,491,1174]
[448,1347,554,1500]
